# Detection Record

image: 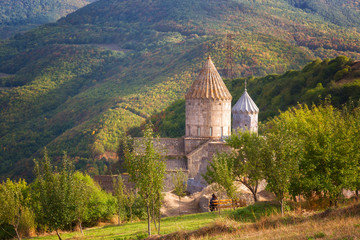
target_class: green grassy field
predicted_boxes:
[29,212,225,240]
[28,202,360,240]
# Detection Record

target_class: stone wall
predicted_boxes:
[166,156,187,170]
[185,99,231,138]
[133,137,184,156]
[233,112,258,133]
[184,137,209,154]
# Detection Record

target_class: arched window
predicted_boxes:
[221,127,223,136]
[197,127,201,136]
[210,127,212,137]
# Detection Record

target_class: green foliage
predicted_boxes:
[113,176,126,225]
[263,104,359,207]
[262,120,302,215]
[172,170,188,199]
[226,131,264,202]
[171,169,188,215]
[229,202,280,222]
[2,0,360,181]
[0,179,34,240]
[32,150,76,237]
[150,57,360,137]
[73,172,115,230]
[0,0,96,38]
[124,123,166,236]
[203,153,237,200]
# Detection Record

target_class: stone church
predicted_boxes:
[148,56,259,192]
[95,56,259,193]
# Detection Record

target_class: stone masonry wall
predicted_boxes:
[185,99,231,138]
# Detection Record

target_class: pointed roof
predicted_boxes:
[185,56,232,101]
[232,89,259,114]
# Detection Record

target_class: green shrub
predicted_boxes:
[229,202,280,222]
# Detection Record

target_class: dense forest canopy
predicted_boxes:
[1,0,360,179]
[0,0,96,38]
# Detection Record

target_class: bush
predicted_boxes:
[229,202,280,222]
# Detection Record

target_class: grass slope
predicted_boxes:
[1,0,360,179]
[30,212,221,240]
[28,202,360,240]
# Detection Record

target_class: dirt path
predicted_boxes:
[161,192,203,217]
[161,182,275,217]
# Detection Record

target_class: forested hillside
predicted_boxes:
[132,56,360,137]
[0,0,96,38]
[1,0,360,179]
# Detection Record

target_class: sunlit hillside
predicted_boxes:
[1,0,360,179]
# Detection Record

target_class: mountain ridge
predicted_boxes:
[1,0,360,179]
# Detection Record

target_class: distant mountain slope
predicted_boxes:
[1,0,360,179]
[0,0,96,38]
[285,0,360,27]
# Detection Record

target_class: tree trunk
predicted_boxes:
[280,199,284,216]
[130,207,133,222]
[147,206,151,236]
[179,196,181,215]
[252,191,258,202]
[241,180,258,202]
[118,210,121,225]
[157,214,161,235]
[13,226,21,240]
[56,229,62,240]
[356,190,359,201]
[79,220,84,236]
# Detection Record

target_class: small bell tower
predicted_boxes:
[232,81,259,133]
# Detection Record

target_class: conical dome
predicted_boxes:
[185,56,232,101]
[232,90,259,114]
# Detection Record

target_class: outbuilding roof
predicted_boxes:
[185,56,232,101]
[232,89,259,114]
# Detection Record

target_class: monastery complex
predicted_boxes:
[149,56,259,192]
[95,56,260,193]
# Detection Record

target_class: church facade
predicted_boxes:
[142,56,260,192]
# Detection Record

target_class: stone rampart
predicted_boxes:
[134,137,184,156]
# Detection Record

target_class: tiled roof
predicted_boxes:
[232,90,259,114]
[185,56,232,101]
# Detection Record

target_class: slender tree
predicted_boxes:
[0,179,29,240]
[73,172,92,235]
[171,169,188,215]
[113,175,127,225]
[32,150,76,240]
[124,124,166,236]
